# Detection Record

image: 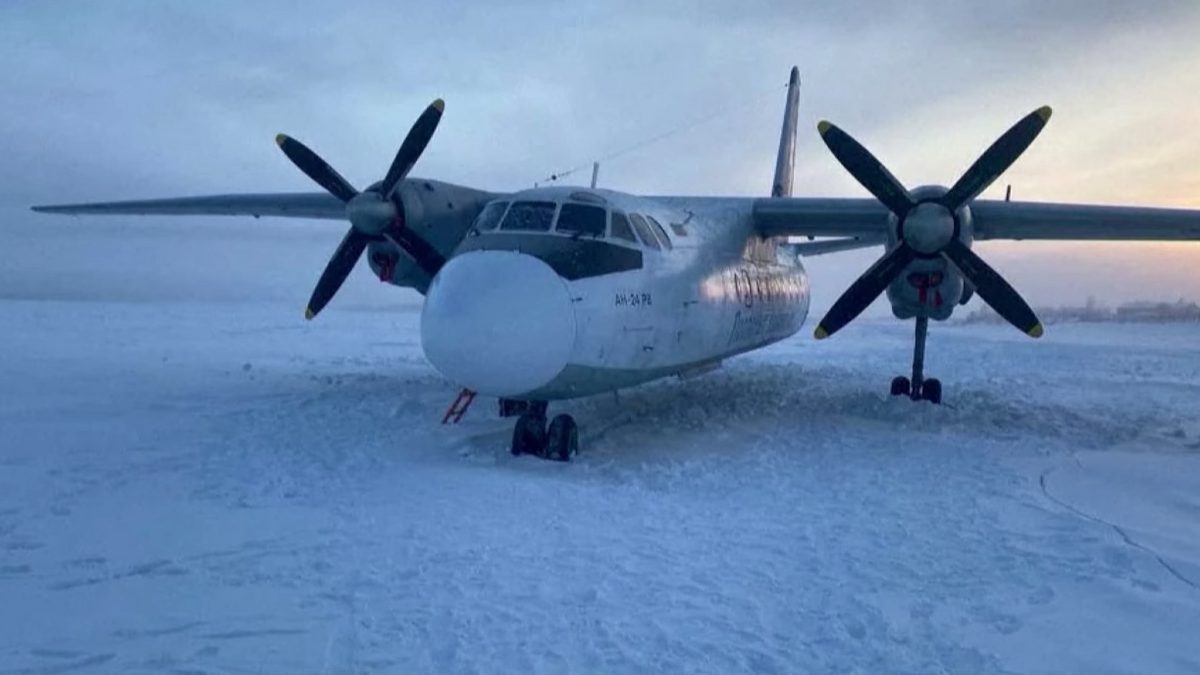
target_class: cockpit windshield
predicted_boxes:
[475,195,668,253]
[554,203,607,238]
[610,211,637,244]
[628,213,661,251]
[473,201,508,231]
[499,201,556,232]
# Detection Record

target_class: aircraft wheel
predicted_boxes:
[922,378,943,405]
[511,413,547,456]
[890,376,911,397]
[547,414,579,462]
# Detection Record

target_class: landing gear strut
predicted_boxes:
[891,315,942,404]
[509,401,578,461]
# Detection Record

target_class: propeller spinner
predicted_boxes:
[276,99,448,320]
[813,107,1052,340]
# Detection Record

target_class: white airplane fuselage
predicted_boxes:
[419,187,810,400]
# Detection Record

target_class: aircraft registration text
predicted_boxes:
[615,292,653,307]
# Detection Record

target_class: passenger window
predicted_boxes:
[610,211,638,244]
[555,203,607,238]
[646,216,673,250]
[499,201,557,231]
[473,201,508,231]
[628,214,661,251]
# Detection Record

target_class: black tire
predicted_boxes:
[922,378,942,405]
[890,376,911,397]
[511,413,546,456]
[546,414,579,462]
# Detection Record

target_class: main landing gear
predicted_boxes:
[890,315,942,404]
[506,400,578,461]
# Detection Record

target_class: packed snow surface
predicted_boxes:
[2,224,1199,673]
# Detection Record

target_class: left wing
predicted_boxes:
[752,197,890,238]
[31,192,346,221]
[971,200,1200,241]
[786,236,886,257]
[751,196,1200,243]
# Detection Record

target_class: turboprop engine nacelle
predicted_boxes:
[884,185,972,321]
[365,178,494,292]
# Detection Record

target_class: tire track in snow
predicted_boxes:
[1038,462,1199,593]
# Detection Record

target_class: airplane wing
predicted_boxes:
[786,236,886,256]
[752,197,890,238]
[31,192,347,221]
[971,200,1200,241]
[752,197,1200,242]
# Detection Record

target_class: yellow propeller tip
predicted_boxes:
[817,120,833,135]
[1028,323,1044,338]
[304,307,315,320]
[814,326,829,340]
[1035,105,1053,122]
[275,133,288,147]
[431,98,445,113]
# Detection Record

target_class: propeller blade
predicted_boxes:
[940,106,1052,210]
[305,228,369,320]
[941,239,1042,337]
[817,120,914,216]
[275,134,359,203]
[814,244,916,339]
[380,99,444,199]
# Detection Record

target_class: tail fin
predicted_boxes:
[771,66,801,197]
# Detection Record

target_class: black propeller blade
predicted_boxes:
[274,135,358,203]
[813,107,1051,339]
[940,106,1052,210]
[814,244,916,339]
[275,99,446,320]
[381,99,444,199]
[941,239,1043,337]
[817,121,914,216]
[305,230,370,320]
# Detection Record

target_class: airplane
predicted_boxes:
[33,66,1200,461]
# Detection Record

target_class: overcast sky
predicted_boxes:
[2,0,1199,311]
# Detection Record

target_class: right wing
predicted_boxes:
[32,192,346,221]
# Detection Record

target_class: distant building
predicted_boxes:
[961,298,1200,325]
[1115,300,1200,323]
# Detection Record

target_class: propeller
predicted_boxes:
[275,99,448,320]
[812,106,1051,340]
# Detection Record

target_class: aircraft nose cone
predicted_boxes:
[422,251,575,397]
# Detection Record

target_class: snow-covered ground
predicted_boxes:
[2,224,1199,673]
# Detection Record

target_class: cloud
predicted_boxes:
[1,0,1197,308]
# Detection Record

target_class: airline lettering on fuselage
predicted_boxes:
[725,267,806,349]
[614,291,652,308]
[728,310,798,347]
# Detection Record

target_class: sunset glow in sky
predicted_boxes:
[2,1,1198,309]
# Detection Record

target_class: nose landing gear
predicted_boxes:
[507,400,579,461]
[891,315,942,404]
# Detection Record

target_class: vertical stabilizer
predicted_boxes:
[771,66,801,197]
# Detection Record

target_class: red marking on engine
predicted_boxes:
[373,253,398,282]
[906,272,945,307]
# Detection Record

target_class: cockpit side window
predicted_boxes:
[628,214,661,251]
[555,203,607,238]
[610,211,638,244]
[473,201,508,232]
[499,201,557,232]
[645,215,673,250]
